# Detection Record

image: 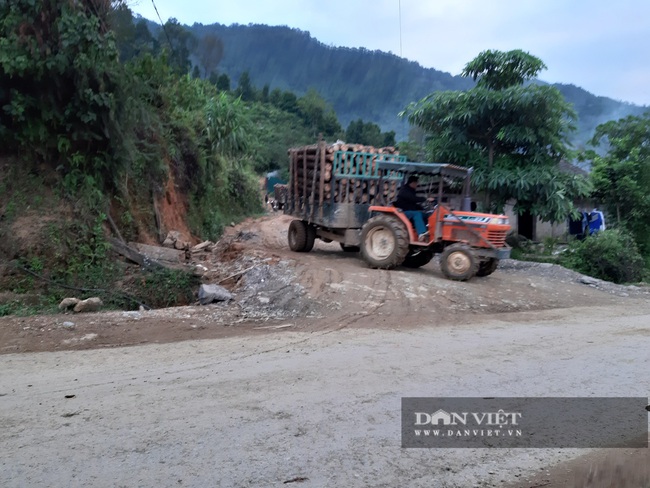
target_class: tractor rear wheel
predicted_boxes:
[360,215,409,269]
[288,220,315,252]
[440,244,478,281]
[476,258,499,277]
[402,249,434,268]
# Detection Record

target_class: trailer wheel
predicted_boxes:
[402,249,434,268]
[476,258,499,277]
[340,243,360,253]
[288,220,313,252]
[440,244,478,281]
[360,215,409,269]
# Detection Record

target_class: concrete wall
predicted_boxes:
[503,198,595,242]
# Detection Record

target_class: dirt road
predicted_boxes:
[1,302,649,487]
[1,213,649,487]
[1,214,646,355]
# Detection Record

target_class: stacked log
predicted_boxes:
[288,142,402,206]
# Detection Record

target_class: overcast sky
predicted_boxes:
[129,0,649,107]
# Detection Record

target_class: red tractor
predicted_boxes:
[358,161,510,280]
[284,143,511,281]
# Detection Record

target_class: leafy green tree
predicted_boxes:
[297,88,342,138]
[158,18,196,75]
[215,73,231,91]
[266,88,302,115]
[108,0,137,60]
[586,113,650,257]
[268,88,281,106]
[235,71,257,101]
[278,91,299,114]
[402,49,590,221]
[197,33,224,78]
[132,20,158,56]
[345,119,394,147]
[246,103,313,172]
[0,0,125,185]
[260,84,270,103]
[382,131,396,147]
[463,50,546,91]
[345,119,364,143]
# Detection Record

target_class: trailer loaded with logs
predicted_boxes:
[284,139,511,281]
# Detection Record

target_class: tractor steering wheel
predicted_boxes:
[421,198,437,212]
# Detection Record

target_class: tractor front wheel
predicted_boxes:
[360,215,409,269]
[440,244,478,281]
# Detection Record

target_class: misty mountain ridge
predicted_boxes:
[151,18,647,147]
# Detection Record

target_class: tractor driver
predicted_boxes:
[394,175,435,242]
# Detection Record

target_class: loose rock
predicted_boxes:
[198,284,234,305]
[73,297,103,313]
[162,230,181,248]
[579,275,601,286]
[59,298,81,311]
[191,241,213,253]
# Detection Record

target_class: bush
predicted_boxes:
[131,268,200,308]
[561,229,647,284]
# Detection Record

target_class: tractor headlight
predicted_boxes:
[490,217,509,225]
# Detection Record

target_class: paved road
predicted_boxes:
[1,303,649,487]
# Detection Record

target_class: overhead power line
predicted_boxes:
[150,0,174,52]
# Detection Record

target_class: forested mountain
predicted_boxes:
[173,21,648,146]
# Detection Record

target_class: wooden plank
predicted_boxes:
[309,138,320,221]
[302,147,307,209]
[292,150,299,210]
[318,138,326,218]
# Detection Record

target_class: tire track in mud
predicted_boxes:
[248,213,441,329]
[286,247,396,331]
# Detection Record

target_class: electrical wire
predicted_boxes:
[150,0,174,52]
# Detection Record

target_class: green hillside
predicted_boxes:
[192,23,474,132]
[177,21,647,147]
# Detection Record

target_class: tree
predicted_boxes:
[215,73,230,91]
[402,50,589,221]
[266,88,300,113]
[345,119,364,143]
[586,113,650,257]
[463,49,547,91]
[297,88,342,138]
[260,84,270,103]
[108,1,136,60]
[235,71,256,101]
[197,33,224,78]
[132,20,158,57]
[0,0,124,180]
[158,18,196,75]
[345,119,395,147]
